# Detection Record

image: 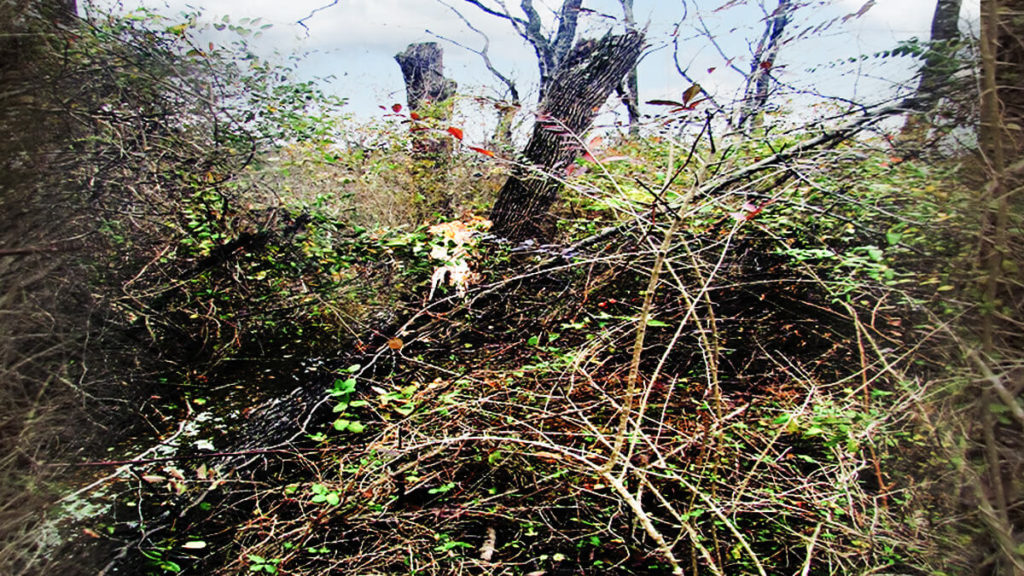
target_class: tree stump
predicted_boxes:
[394,42,458,218]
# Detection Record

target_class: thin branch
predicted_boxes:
[296,0,340,36]
[435,0,520,102]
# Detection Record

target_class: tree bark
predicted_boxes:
[617,0,641,136]
[395,42,457,112]
[489,30,645,241]
[911,0,964,111]
[395,42,459,218]
[733,0,792,130]
[995,0,1024,154]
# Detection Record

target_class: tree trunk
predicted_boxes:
[733,0,791,130]
[911,0,964,111]
[618,0,641,137]
[621,65,641,136]
[394,42,458,218]
[395,42,457,112]
[995,0,1024,155]
[489,31,645,241]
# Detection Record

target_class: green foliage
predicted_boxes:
[16,4,992,575]
[247,554,281,574]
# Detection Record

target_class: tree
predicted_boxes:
[394,42,461,217]
[395,42,457,113]
[464,0,585,101]
[733,0,793,130]
[616,0,641,136]
[459,1,645,240]
[489,30,644,240]
[394,42,457,157]
[910,0,964,111]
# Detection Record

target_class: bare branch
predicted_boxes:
[463,0,524,24]
[551,0,584,65]
[518,0,556,93]
[436,0,520,103]
[296,0,340,36]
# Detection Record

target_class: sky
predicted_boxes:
[85,0,980,136]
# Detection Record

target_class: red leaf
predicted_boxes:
[468,146,494,157]
[410,126,431,133]
[707,66,716,74]
[446,126,464,141]
[582,152,596,163]
[760,60,773,70]
[410,111,421,120]
[646,99,686,107]
[392,103,403,113]
[684,98,707,110]
[588,135,603,149]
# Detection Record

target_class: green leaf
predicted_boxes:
[333,419,350,431]
[347,421,365,433]
[646,319,670,327]
[325,492,340,506]
[527,335,540,346]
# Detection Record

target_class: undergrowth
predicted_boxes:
[1,4,1011,576]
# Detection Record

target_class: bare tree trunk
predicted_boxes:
[394,42,458,218]
[912,0,964,111]
[972,3,1024,573]
[733,0,791,131]
[489,31,645,241]
[617,0,641,137]
[395,42,457,112]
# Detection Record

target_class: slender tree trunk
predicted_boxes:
[995,0,1024,154]
[912,0,964,110]
[733,0,791,130]
[618,0,641,137]
[490,31,644,241]
[974,4,1024,572]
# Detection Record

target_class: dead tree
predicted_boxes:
[395,42,457,112]
[463,0,584,101]
[394,42,458,216]
[489,31,645,241]
[733,0,793,130]
[616,0,641,136]
[395,42,457,158]
[910,0,964,112]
